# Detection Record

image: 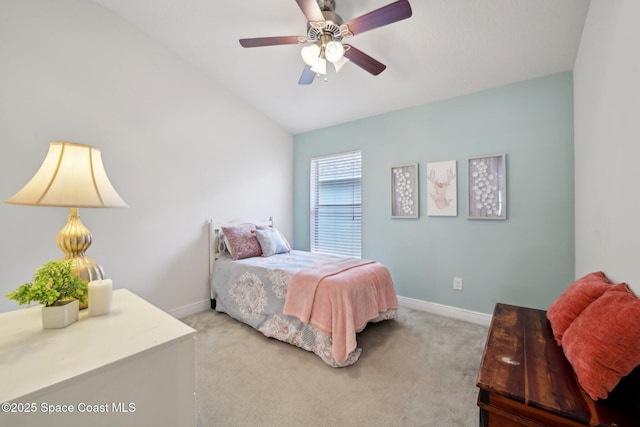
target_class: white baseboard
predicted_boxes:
[168,299,211,319]
[397,296,492,327]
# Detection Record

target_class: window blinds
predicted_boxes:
[310,151,362,258]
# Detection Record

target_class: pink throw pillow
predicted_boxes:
[562,284,640,400]
[221,224,262,260]
[546,272,611,346]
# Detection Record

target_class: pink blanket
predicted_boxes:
[283,258,398,365]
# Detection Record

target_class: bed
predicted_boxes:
[208,217,398,367]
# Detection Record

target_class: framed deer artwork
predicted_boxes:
[391,163,419,218]
[426,160,457,216]
[467,153,506,220]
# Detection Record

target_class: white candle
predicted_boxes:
[88,279,112,316]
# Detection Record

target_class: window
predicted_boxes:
[310,151,361,258]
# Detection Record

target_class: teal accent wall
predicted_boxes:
[293,72,575,315]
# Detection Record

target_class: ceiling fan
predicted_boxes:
[239,0,413,85]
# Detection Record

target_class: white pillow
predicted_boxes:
[254,228,290,257]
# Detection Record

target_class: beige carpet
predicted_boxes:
[182,306,489,427]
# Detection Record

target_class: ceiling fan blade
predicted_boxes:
[295,0,325,22]
[239,36,304,48]
[346,0,412,36]
[298,65,316,85]
[343,45,386,76]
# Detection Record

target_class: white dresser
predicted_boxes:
[0,289,197,427]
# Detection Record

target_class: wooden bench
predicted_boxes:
[476,303,640,426]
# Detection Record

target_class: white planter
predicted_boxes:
[42,299,79,329]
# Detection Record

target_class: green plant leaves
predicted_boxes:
[6,260,87,307]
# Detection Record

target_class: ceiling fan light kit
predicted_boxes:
[239,0,412,85]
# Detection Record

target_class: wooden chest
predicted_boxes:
[476,303,640,426]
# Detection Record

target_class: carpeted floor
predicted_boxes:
[182,306,489,427]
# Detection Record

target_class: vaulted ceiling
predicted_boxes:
[92,0,590,134]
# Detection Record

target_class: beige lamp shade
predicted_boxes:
[5,141,128,208]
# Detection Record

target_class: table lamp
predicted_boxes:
[4,142,128,305]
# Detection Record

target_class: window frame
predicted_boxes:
[309,150,362,258]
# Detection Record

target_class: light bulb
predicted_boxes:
[333,56,349,73]
[301,44,321,67]
[325,41,345,63]
[311,57,327,75]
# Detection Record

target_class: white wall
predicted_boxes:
[0,0,293,313]
[574,0,640,294]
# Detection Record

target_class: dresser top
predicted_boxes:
[0,289,196,402]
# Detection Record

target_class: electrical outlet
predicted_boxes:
[453,277,463,291]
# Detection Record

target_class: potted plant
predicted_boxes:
[6,260,88,329]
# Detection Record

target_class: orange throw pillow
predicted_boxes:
[562,284,640,400]
[546,272,611,346]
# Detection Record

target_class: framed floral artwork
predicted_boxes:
[391,163,419,218]
[426,160,457,216]
[467,154,506,220]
